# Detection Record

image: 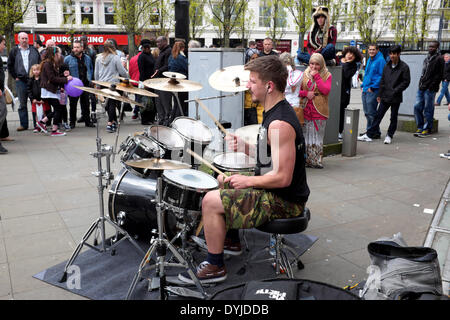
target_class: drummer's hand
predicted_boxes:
[217,174,227,189]
[225,133,245,153]
[224,174,251,190]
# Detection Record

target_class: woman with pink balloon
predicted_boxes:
[37,47,73,136]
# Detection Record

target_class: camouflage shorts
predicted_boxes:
[219,188,305,230]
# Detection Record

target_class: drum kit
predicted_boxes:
[59,66,261,300]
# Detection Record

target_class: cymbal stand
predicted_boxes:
[185,93,239,120]
[126,175,208,300]
[59,113,145,284]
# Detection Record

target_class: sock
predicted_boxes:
[206,251,224,268]
[226,229,240,243]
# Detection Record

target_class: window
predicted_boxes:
[63,2,76,25]
[443,17,449,30]
[341,22,346,32]
[104,3,115,25]
[441,0,450,8]
[36,2,47,24]
[81,2,94,25]
[349,21,355,31]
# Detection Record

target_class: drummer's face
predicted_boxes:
[247,71,266,103]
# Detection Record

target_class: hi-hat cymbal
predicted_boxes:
[74,86,144,107]
[143,78,203,92]
[208,65,249,92]
[115,76,139,84]
[92,80,158,98]
[124,158,191,170]
[162,71,187,80]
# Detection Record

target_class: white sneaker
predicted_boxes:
[384,136,392,144]
[338,133,343,140]
[357,133,372,142]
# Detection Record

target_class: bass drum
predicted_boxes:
[108,168,179,241]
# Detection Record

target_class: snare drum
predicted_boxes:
[146,125,184,161]
[162,169,219,212]
[121,135,164,177]
[172,117,213,166]
[213,152,256,176]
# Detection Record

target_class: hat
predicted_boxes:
[140,39,151,47]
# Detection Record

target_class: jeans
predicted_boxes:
[367,102,400,139]
[16,79,29,129]
[361,90,380,133]
[297,44,336,64]
[436,81,449,105]
[414,89,436,131]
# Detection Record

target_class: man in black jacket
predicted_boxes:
[363,45,410,144]
[152,36,172,125]
[7,32,41,131]
[138,39,156,125]
[435,53,450,106]
[413,41,445,137]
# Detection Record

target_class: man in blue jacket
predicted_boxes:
[360,44,386,137]
[64,40,95,128]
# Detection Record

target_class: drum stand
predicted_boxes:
[126,174,208,300]
[59,112,145,284]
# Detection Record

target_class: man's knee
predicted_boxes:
[202,190,223,215]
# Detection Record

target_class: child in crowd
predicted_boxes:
[27,64,50,133]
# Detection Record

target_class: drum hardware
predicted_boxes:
[208,65,250,92]
[185,92,239,120]
[125,158,191,171]
[194,98,229,136]
[58,112,146,285]
[126,169,208,300]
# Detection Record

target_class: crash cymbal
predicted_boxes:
[162,71,187,80]
[114,76,140,84]
[124,158,191,170]
[74,86,144,107]
[143,78,203,92]
[208,65,249,92]
[92,80,158,98]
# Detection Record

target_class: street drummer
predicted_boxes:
[178,55,310,284]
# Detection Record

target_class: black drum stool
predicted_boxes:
[240,208,310,278]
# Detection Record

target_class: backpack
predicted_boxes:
[360,233,445,300]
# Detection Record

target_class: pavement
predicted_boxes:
[0,88,449,300]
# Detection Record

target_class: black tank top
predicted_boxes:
[255,99,310,204]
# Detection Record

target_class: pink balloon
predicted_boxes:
[64,77,84,97]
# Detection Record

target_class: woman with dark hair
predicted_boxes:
[168,41,188,116]
[338,46,363,139]
[37,47,72,136]
[94,40,129,133]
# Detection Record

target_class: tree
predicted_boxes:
[352,0,392,46]
[114,0,159,57]
[208,0,247,47]
[418,0,440,50]
[391,0,420,48]
[261,0,288,45]
[317,0,344,26]
[189,0,209,41]
[282,0,313,52]
[235,5,255,46]
[0,0,34,92]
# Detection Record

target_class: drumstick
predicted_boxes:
[186,148,230,177]
[195,98,229,136]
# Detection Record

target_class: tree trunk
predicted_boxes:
[128,33,136,58]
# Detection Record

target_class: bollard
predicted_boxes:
[342,108,359,157]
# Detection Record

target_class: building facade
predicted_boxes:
[15,0,450,55]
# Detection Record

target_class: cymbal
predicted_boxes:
[92,80,158,98]
[114,76,139,85]
[143,78,203,92]
[74,86,144,107]
[124,158,191,170]
[208,65,249,92]
[162,71,187,80]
